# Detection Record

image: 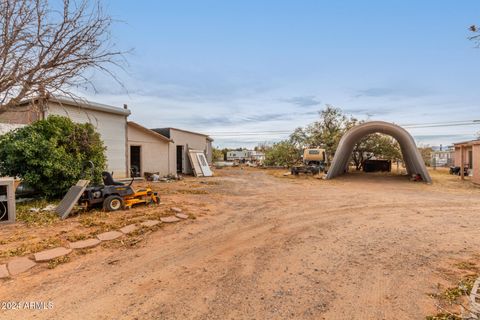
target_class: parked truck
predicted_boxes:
[291,147,326,175]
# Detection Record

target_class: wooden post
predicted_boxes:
[460,145,465,180]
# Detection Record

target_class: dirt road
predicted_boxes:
[1,169,480,319]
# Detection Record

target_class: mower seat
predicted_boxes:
[102,171,125,186]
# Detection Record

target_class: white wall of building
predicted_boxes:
[169,129,212,175]
[45,101,129,178]
[127,123,172,177]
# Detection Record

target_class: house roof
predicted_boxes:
[128,122,172,143]
[18,95,131,116]
[151,127,213,141]
[453,139,480,146]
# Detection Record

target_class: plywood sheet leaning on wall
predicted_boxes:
[56,180,90,219]
[188,149,213,177]
[187,150,203,177]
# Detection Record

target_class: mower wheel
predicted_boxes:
[103,195,124,212]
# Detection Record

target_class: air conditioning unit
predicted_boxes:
[0,177,15,224]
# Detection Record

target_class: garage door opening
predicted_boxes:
[325,121,431,183]
[130,146,141,177]
[176,145,184,173]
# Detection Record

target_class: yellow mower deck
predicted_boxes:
[123,188,160,210]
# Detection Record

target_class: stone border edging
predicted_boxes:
[96,230,123,241]
[69,238,101,249]
[0,212,186,279]
[34,247,72,262]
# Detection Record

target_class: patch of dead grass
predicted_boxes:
[16,199,60,226]
[425,313,462,320]
[175,189,209,195]
[0,178,206,265]
[47,255,70,269]
[427,259,480,319]
[0,236,63,261]
[66,233,90,242]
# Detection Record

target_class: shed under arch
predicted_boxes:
[325,121,432,183]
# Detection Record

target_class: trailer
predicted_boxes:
[291,147,326,175]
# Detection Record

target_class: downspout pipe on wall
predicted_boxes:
[124,104,129,178]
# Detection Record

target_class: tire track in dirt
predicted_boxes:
[1,169,480,319]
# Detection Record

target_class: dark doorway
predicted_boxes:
[177,145,184,173]
[130,146,141,177]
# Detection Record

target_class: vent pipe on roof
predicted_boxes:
[123,104,128,109]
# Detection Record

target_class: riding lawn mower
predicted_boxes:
[78,171,161,212]
[55,162,161,219]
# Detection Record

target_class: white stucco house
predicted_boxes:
[1,96,131,178]
[2,95,214,179]
[151,127,213,175]
[127,121,173,177]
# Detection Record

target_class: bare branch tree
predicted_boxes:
[469,25,480,47]
[0,0,126,113]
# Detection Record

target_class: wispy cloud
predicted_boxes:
[87,64,274,104]
[343,106,394,117]
[79,66,480,149]
[283,95,321,107]
[355,86,433,98]
[355,87,396,98]
[177,112,297,127]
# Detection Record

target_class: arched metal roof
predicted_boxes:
[325,121,432,183]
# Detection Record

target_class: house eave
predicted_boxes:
[17,95,131,117]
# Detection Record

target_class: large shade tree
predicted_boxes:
[289,105,356,164]
[0,0,124,113]
[287,106,402,169]
[264,140,300,167]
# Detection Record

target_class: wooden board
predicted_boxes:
[187,150,204,177]
[55,180,90,220]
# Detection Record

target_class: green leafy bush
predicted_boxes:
[264,140,300,167]
[212,147,225,161]
[0,116,106,197]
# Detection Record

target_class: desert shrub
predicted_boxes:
[212,147,225,161]
[0,116,106,197]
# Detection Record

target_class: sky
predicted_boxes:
[79,1,480,148]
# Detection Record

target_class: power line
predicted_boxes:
[400,119,480,126]
[402,120,480,129]
[209,120,480,137]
